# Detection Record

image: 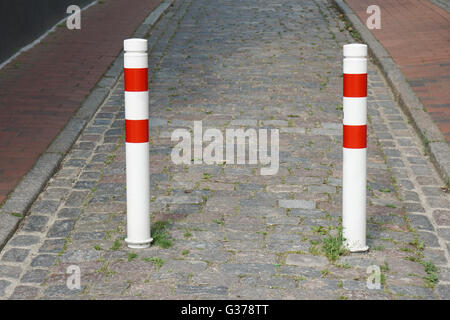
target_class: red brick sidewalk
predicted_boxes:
[0,0,161,205]
[345,0,450,141]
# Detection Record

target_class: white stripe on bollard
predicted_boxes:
[342,43,369,252]
[124,38,152,249]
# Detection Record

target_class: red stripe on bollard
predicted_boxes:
[343,125,367,148]
[125,119,149,143]
[124,68,148,92]
[343,74,367,97]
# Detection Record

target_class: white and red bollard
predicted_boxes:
[342,43,369,252]
[124,38,152,249]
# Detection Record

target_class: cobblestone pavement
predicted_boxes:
[1,0,449,300]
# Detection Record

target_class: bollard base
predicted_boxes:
[347,245,369,253]
[125,237,153,249]
[343,239,369,253]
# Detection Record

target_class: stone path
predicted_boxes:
[1,0,449,300]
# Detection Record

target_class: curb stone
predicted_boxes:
[0,0,175,251]
[332,0,450,185]
[429,0,450,12]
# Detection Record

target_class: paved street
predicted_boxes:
[0,0,449,299]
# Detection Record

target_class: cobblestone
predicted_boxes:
[21,216,49,233]
[21,269,48,284]
[1,248,30,263]
[9,286,39,300]
[30,255,58,268]
[8,235,40,247]
[0,265,22,279]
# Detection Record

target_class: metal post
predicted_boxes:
[342,43,369,252]
[124,38,152,249]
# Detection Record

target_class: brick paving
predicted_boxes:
[0,0,449,300]
[344,0,450,142]
[0,0,162,205]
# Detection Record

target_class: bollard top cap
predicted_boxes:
[343,43,367,58]
[124,38,148,52]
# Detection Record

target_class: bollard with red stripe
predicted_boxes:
[124,38,152,249]
[342,43,369,252]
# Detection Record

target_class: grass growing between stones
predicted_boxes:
[402,233,439,288]
[96,261,116,278]
[111,239,121,251]
[151,221,173,248]
[9,212,23,218]
[142,257,165,269]
[421,260,439,288]
[127,252,137,262]
[322,226,348,262]
[442,178,450,193]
